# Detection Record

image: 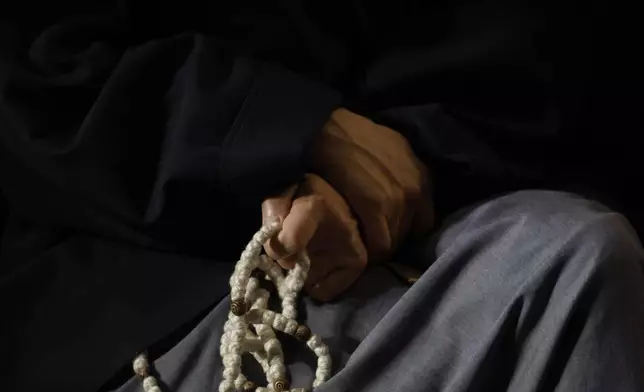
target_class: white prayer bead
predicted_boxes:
[307,335,322,350]
[314,345,329,356]
[132,354,149,377]
[284,319,298,334]
[218,381,235,392]
[268,362,286,380]
[273,314,287,330]
[142,376,158,391]
[318,355,331,368]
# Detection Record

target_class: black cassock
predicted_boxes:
[1,2,642,391]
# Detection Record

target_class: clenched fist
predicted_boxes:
[312,109,433,263]
[262,174,367,302]
[262,108,433,302]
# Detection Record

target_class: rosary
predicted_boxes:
[132,220,332,392]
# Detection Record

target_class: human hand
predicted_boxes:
[262,174,367,302]
[311,108,434,263]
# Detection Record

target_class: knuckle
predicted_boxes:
[307,195,325,210]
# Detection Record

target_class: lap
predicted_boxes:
[112,266,409,392]
[112,191,644,392]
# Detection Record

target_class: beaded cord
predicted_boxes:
[133,221,332,392]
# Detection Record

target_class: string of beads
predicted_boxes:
[133,221,331,392]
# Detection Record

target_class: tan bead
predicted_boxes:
[242,380,256,391]
[273,378,289,392]
[230,299,247,316]
[295,325,311,341]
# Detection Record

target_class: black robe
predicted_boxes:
[1,1,642,391]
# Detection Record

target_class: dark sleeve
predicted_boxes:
[0,30,339,253]
[146,35,340,253]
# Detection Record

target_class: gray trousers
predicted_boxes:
[114,191,644,392]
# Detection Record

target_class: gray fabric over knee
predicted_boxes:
[326,191,644,392]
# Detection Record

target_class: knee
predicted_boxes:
[441,190,643,265]
[502,192,644,327]
[433,190,644,305]
[492,191,643,274]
